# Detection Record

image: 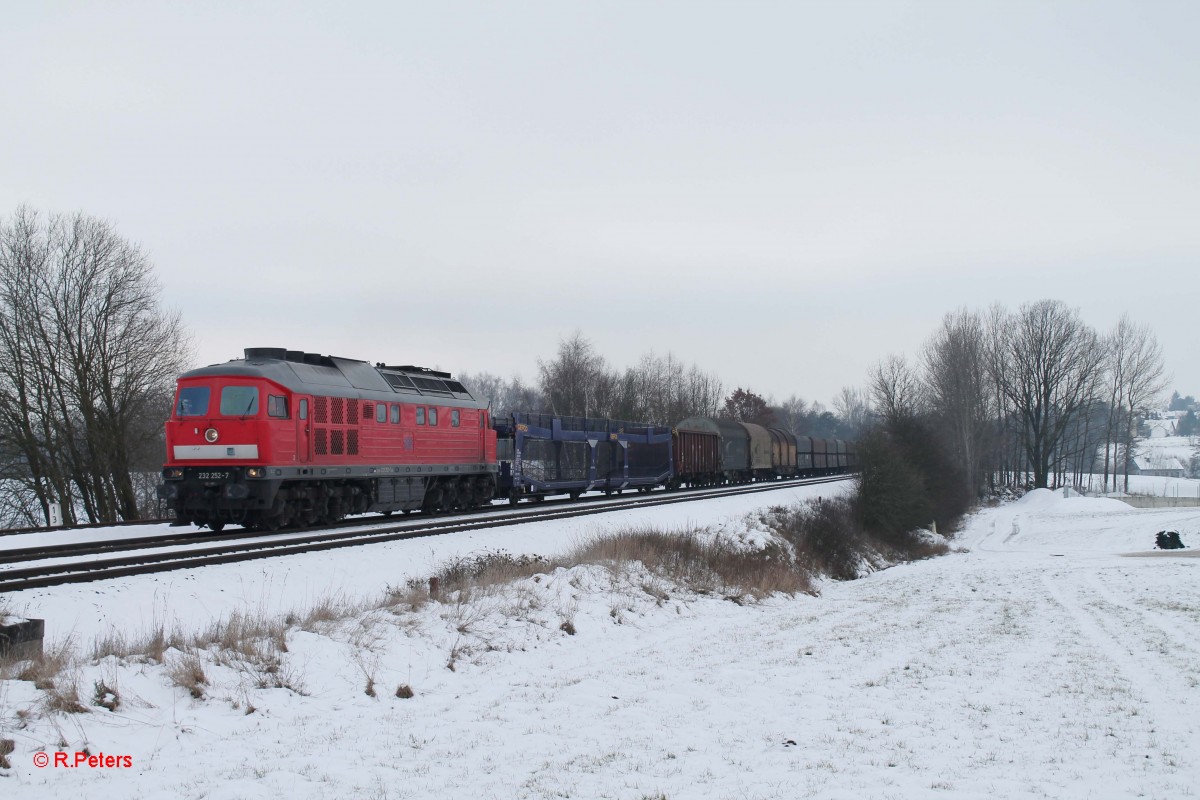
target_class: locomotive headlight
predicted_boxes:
[205,428,219,443]
[246,467,264,478]
[165,468,184,479]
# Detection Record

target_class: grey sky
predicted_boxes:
[3,1,1197,406]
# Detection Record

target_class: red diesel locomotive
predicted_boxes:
[159,348,497,530]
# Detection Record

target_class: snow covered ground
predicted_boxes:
[2,482,1198,799]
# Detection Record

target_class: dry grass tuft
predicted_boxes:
[168,651,208,699]
[43,676,89,714]
[395,684,414,699]
[298,595,358,632]
[91,623,186,664]
[382,583,430,613]
[193,611,288,658]
[570,527,812,600]
[418,550,555,597]
[0,737,13,770]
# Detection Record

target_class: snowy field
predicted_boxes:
[2,481,1198,799]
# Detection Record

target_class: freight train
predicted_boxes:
[159,348,856,531]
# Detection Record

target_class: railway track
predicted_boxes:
[0,476,849,593]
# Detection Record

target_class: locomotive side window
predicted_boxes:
[220,386,259,416]
[416,407,425,425]
[299,399,308,420]
[267,395,289,418]
[429,408,438,426]
[376,403,387,423]
[451,409,460,427]
[176,386,210,417]
[390,404,400,424]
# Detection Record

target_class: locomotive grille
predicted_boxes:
[314,397,328,424]
[332,398,345,425]
[332,430,345,455]
[347,399,359,422]
[348,429,359,455]
[315,429,328,456]
[363,403,374,421]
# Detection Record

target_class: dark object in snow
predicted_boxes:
[1155,531,1185,550]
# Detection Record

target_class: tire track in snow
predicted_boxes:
[1040,567,1196,765]
[1084,568,1200,677]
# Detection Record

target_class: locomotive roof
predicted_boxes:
[180,347,486,408]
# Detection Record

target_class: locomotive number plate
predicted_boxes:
[196,471,232,482]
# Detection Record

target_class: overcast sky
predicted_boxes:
[3,1,1197,406]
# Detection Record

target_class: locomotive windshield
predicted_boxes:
[175,386,210,417]
[220,386,259,417]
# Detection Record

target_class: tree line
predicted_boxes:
[458,331,867,440]
[867,300,1168,501]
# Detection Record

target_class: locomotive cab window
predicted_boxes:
[176,386,210,417]
[451,409,460,427]
[416,407,425,425]
[429,408,438,426]
[299,399,308,420]
[220,386,259,416]
[267,395,289,418]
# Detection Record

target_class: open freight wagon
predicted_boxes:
[493,413,673,503]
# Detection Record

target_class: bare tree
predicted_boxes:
[0,206,190,523]
[832,386,873,438]
[868,354,923,425]
[1101,315,1168,492]
[771,394,811,437]
[922,309,994,497]
[456,371,544,418]
[537,331,614,418]
[988,300,1104,489]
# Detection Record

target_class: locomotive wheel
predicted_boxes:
[445,481,462,511]
[423,486,444,514]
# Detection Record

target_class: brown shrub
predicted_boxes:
[168,652,207,699]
